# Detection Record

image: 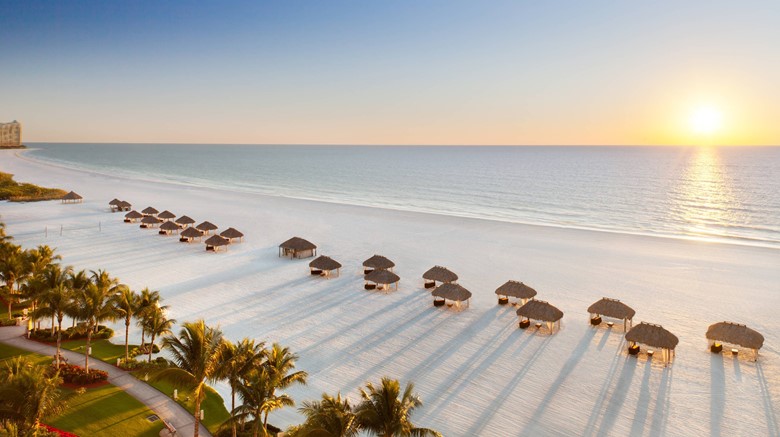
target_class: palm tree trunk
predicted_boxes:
[193,395,202,437]
[231,388,236,437]
[85,327,92,372]
[140,327,146,348]
[262,410,270,437]
[148,333,155,363]
[56,315,63,368]
[50,313,54,336]
[124,319,130,362]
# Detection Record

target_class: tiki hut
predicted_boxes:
[158,220,181,235]
[495,280,537,306]
[364,269,400,291]
[109,198,121,212]
[220,227,244,243]
[179,226,203,243]
[141,206,159,217]
[362,255,395,274]
[61,191,83,204]
[124,210,143,223]
[196,221,218,235]
[625,322,678,364]
[279,237,317,259]
[158,210,176,221]
[587,297,636,332]
[117,200,132,212]
[422,266,458,289]
[516,300,563,332]
[175,215,196,228]
[308,255,341,278]
[140,216,162,229]
[706,322,764,359]
[204,235,229,252]
[431,283,472,310]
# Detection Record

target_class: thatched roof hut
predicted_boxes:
[422,266,458,288]
[432,283,472,310]
[158,210,176,221]
[140,216,162,228]
[516,300,563,323]
[109,198,121,212]
[308,255,341,278]
[362,255,395,273]
[625,322,678,364]
[706,322,764,352]
[220,227,244,242]
[196,221,218,235]
[117,200,132,211]
[364,269,400,291]
[179,226,203,242]
[61,191,83,204]
[587,297,636,331]
[141,206,159,216]
[176,215,196,227]
[124,210,143,223]
[495,280,537,305]
[279,237,317,259]
[204,234,229,252]
[159,221,181,235]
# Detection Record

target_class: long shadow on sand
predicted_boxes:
[710,354,725,437]
[628,359,673,436]
[757,361,780,437]
[425,320,533,418]
[581,331,628,437]
[463,335,554,436]
[591,355,638,435]
[648,364,673,436]
[521,329,598,433]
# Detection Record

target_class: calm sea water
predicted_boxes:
[25,143,780,248]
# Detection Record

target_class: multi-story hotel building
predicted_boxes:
[0,121,22,148]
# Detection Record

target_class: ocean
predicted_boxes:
[24,143,780,248]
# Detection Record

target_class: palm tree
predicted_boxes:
[0,244,29,320]
[25,264,71,334]
[144,306,176,363]
[137,287,165,348]
[157,320,224,437]
[67,269,90,328]
[219,338,266,437]
[233,368,291,437]
[0,356,65,434]
[71,270,122,371]
[261,343,308,431]
[113,287,140,362]
[33,278,74,367]
[296,392,360,437]
[354,378,441,437]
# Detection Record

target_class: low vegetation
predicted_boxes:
[0,171,66,202]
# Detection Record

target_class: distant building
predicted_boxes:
[0,121,22,148]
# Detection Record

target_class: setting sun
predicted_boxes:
[690,106,723,135]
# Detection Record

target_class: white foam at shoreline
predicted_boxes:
[1,149,779,436]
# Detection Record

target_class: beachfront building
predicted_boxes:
[0,121,22,148]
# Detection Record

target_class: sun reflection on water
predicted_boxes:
[669,147,743,241]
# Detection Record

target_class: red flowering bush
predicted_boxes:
[51,363,108,385]
[40,424,79,437]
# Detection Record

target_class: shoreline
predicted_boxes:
[12,148,780,252]
[1,148,779,435]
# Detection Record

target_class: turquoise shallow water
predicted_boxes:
[24,143,780,248]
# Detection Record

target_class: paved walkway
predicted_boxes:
[0,325,212,437]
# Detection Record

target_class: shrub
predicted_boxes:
[51,363,108,385]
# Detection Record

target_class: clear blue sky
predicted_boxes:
[2,1,779,145]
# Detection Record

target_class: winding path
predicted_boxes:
[0,325,212,437]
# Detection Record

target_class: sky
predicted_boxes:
[1,1,779,146]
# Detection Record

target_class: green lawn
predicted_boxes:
[0,343,163,437]
[135,373,230,433]
[61,338,137,364]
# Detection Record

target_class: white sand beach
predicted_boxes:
[1,149,779,436]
